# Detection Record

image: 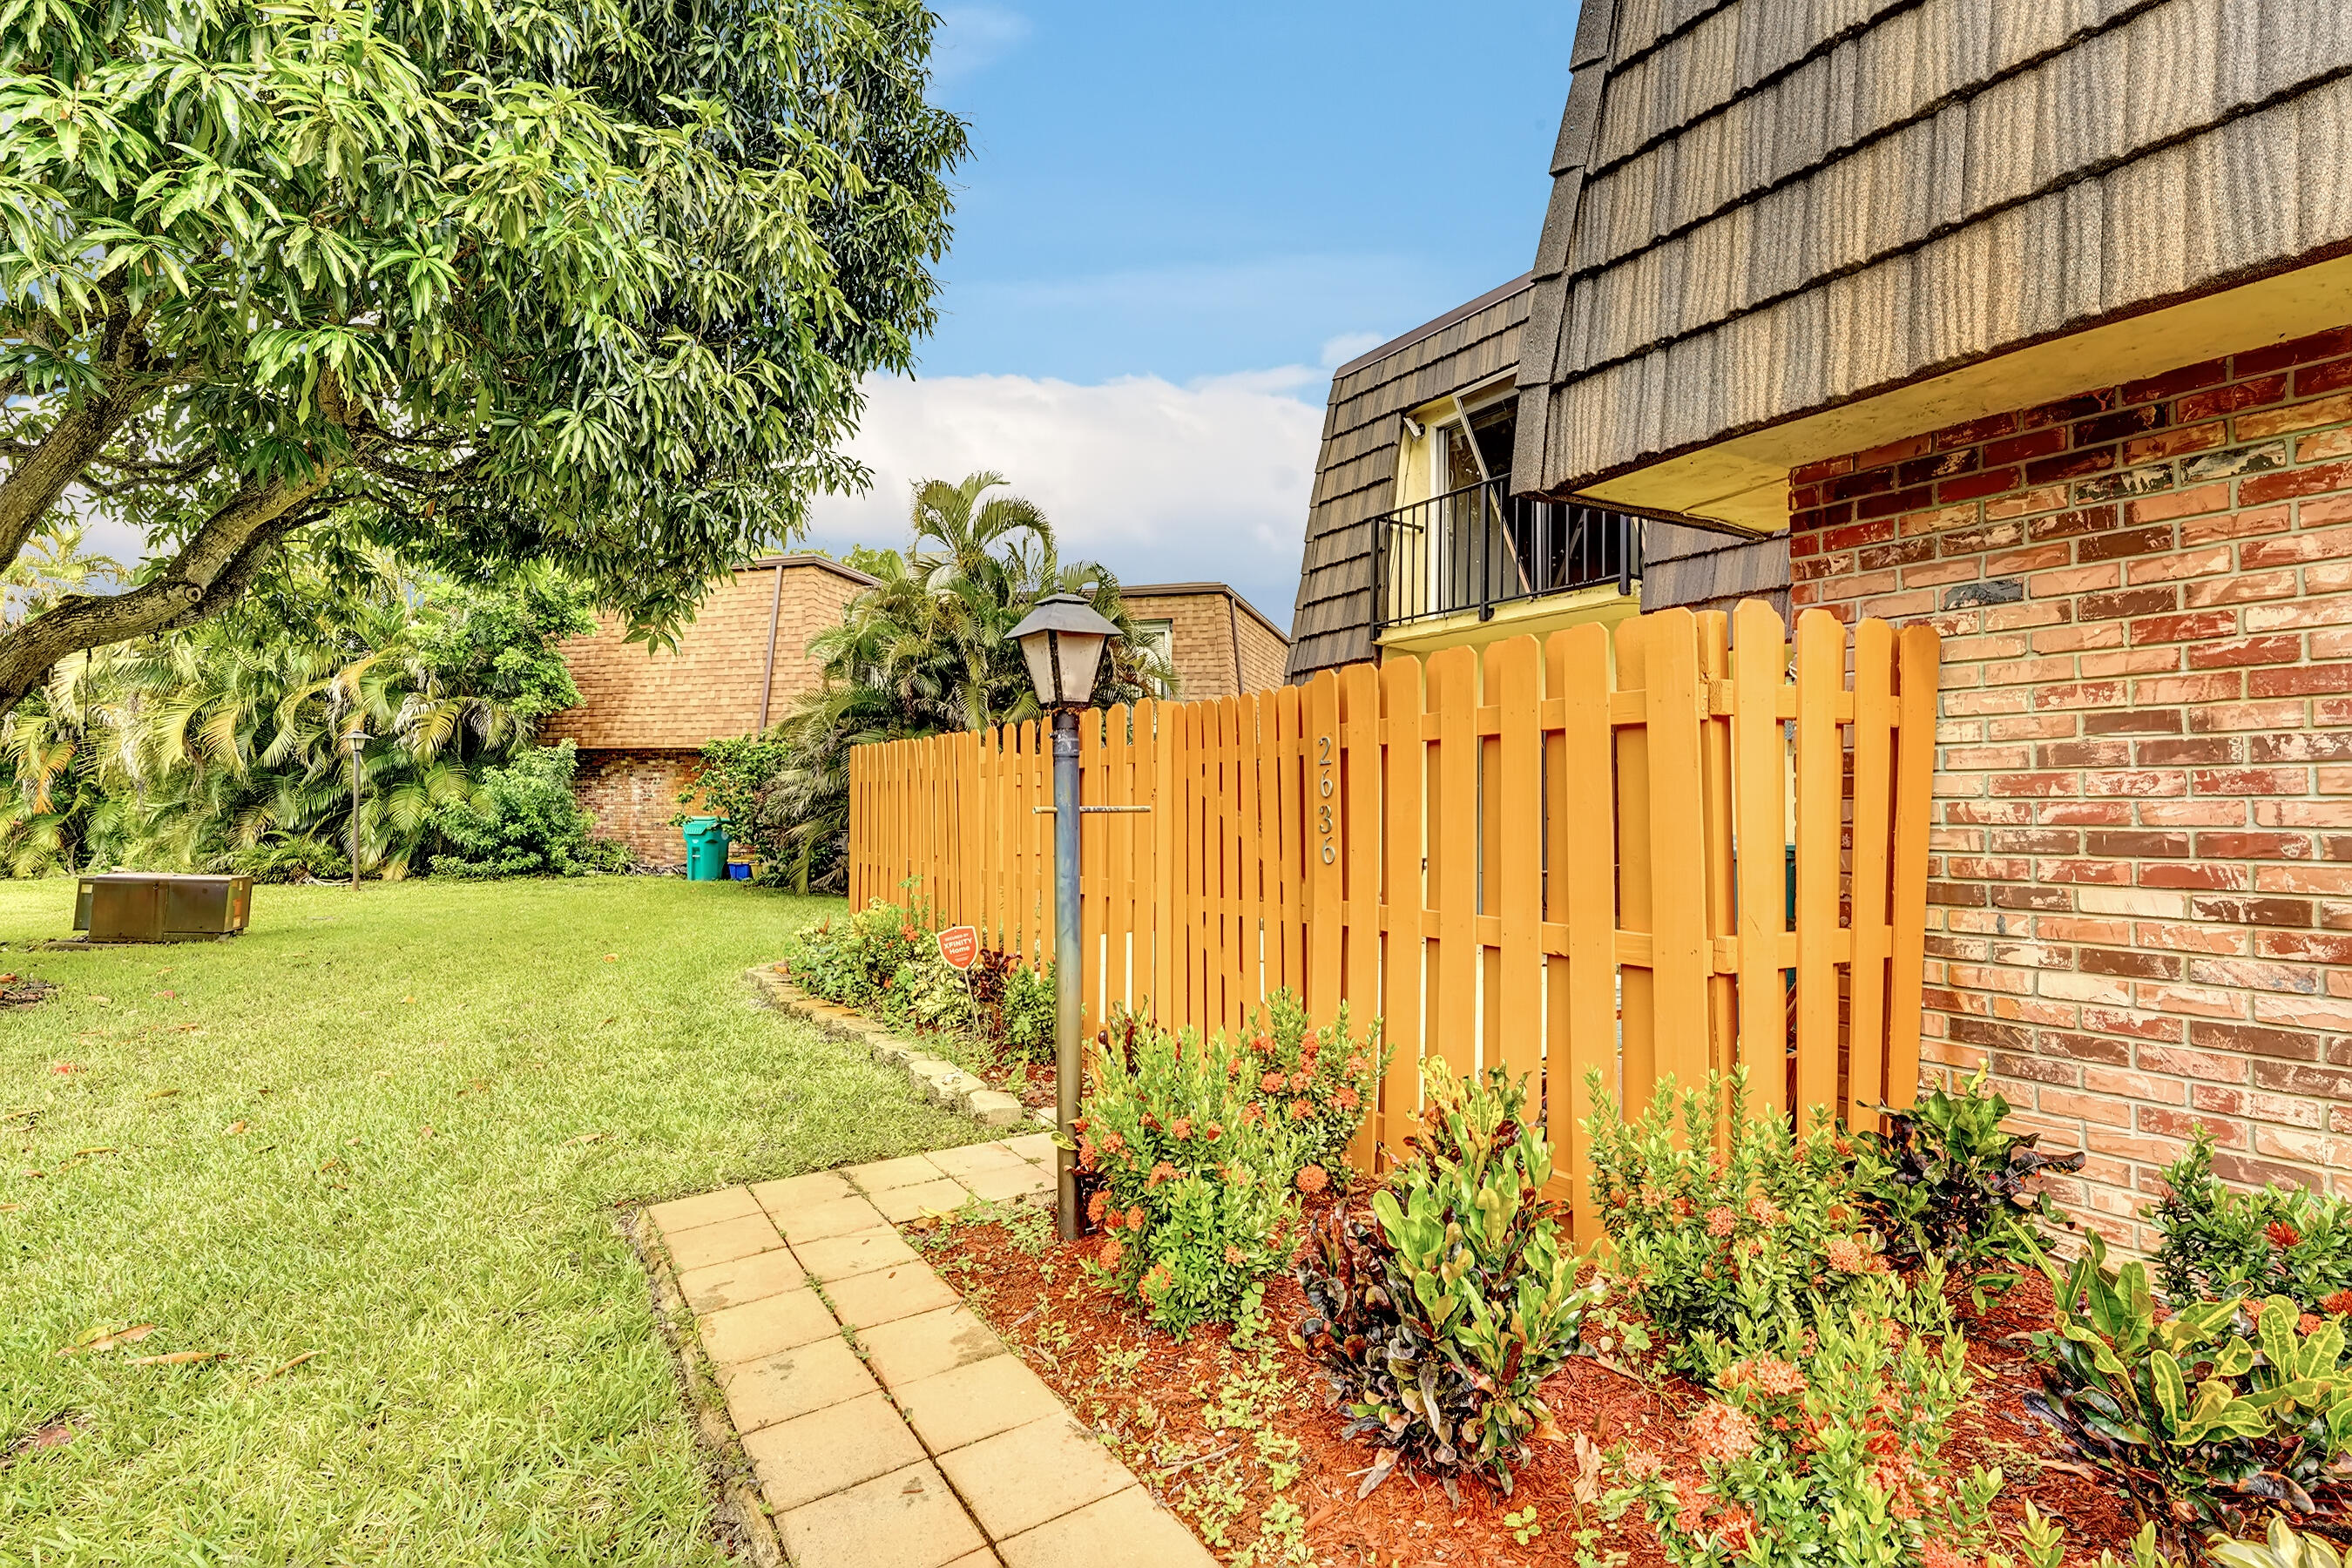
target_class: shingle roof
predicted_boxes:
[1516,0,2352,500]
[1284,278,1534,681]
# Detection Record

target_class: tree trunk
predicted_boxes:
[0,465,337,720]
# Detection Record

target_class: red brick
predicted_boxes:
[1791,455,1853,486]
[2236,328,2352,379]
[2078,524,2180,563]
[2250,663,2352,698]
[2242,461,2352,507]
[2186,634,2303,668]
[2129,611,2240,645]
[2298,355,2352,398]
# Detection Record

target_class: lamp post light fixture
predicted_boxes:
[1005,592,1120,1241]
[346,730,369,891]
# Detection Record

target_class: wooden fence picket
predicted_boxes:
[840,600,1936,1214]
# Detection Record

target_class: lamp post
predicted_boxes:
[346,730,369,891]
[1005,592,1119,1241]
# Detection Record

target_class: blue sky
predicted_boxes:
[801,2,1586,632]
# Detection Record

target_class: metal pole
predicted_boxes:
[348,740,362,890]
[1051,706,1084,1240]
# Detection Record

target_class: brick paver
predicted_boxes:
[664,1213,783,1274]
[698,1288,837,1367]
[857,1303,1004,1388]
[892,1355,1065,1454]
[675,1248,807,1314]
[743,1389,926,1513]
[717,1335,875,1431]
[869,1175,973,1224]
[648,1143,1214,1568]
[779,1460,986,1568]
[936,1414,1134,1540]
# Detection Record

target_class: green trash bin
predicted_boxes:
[682,816,732,882]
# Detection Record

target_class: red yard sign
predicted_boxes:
[936,925,980,971]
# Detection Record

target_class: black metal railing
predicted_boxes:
[1372,476,1640,631]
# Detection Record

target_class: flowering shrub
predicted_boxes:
[1242,990,1385,1173]
[1609,1273,2002,1568]
[1077,1006,1348,1335]
[2026,1230,2352,1557]
[1585,1068,1889,1379]
[1296,1064,1605,1497]
[1855,1069,2082,1304]
[2151,1131,2352,1314]
[781,897,1058,1060]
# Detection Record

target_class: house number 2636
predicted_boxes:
[1316,734,1336,864]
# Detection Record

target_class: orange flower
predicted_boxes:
[1260,1071,1287,1094]
[1203,1122,1224,1142]
[1146,1161,1180,1187]
[1086,1191,1107,1225]
[2303,1313,2327,1335]
[1687,1401,1761,1463]
[1295,1164,1329,1194]
[1824,1234,1872,1274]
[1722,1355,1807,1398]
[1745,1194,1785,1227]
[2269,1220,2303,1250]
[1097,1235,1124,1268]
[1706,1206,1738,1238]
[1224,1244,1246,1267]
[1171,1118,1193,1141]
[2323,1289,2352,1316]
[1344,1054,1368,1077]
[1288,1070,1313,1094]
[1288,1100,1310,1120]
[1127,1205,1144,1231]
[1334,1086,1360,1111]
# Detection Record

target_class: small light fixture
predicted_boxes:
[1007,592,1118,709]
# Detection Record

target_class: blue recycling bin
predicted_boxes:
[683,817,731,882]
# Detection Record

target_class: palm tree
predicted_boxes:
[762,472,1172,889]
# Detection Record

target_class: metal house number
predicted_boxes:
[1316,734,1336,865]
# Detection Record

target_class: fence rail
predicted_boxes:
[848,601,1939,1240]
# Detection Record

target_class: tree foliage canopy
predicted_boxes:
[0,0,964,713]
[740,470,1172,889]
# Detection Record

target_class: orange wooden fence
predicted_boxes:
[848,602,1939,1238]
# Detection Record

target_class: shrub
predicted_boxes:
[1296,1064,1605,1497]
[1608,1273,2003,1568]
[965,946,1056,1063]
[429,742,628,878]
[2214,1518,2347,1568]
[679,733,793,882]
[1585,1068,1889,1378]
[781,896,930,1010]
[1076,994,1378,1335]
[1856,1069,2083,1304]
[2024,1230,2352,1557]
[1076,1011,1306,1335]
[2152,1131,2352,1314]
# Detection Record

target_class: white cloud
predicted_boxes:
[800,369,1328,631]
[933,5,1031,82]
[1319,331,1388,368]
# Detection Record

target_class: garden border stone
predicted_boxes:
[747,964,1047,1132]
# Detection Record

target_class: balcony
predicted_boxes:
[1372,477,1641,632]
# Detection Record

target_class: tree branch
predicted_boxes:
[0,282,155,569]
[0,461,339,719]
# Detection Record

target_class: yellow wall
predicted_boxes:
[1375,581,1641,664]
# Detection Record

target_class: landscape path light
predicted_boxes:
[1004,592,1143,1240]
[345,729,369,891]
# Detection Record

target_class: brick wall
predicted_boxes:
[544,559,868,751]
[1788,325,2352,1249]
[575,749,706,868]
[1125,588,1291,700]
[1235,606,1291,693]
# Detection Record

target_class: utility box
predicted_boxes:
[73,874,253,943]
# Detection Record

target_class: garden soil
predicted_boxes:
[915,1209,2139,1568]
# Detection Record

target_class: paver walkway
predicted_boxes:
[645,1132,1216,1568]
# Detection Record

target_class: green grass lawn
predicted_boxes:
[0,876,983,1566]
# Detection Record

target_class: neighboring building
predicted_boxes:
[1120,582,1290,699]
[1285,277,1785,683]
[1311,0,2352,1241]
[543,555,875,867]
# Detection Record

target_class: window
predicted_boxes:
[1135,618,1175,695]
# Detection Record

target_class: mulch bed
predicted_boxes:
[0,976,57,1008]
[910,1202,2141,1568]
